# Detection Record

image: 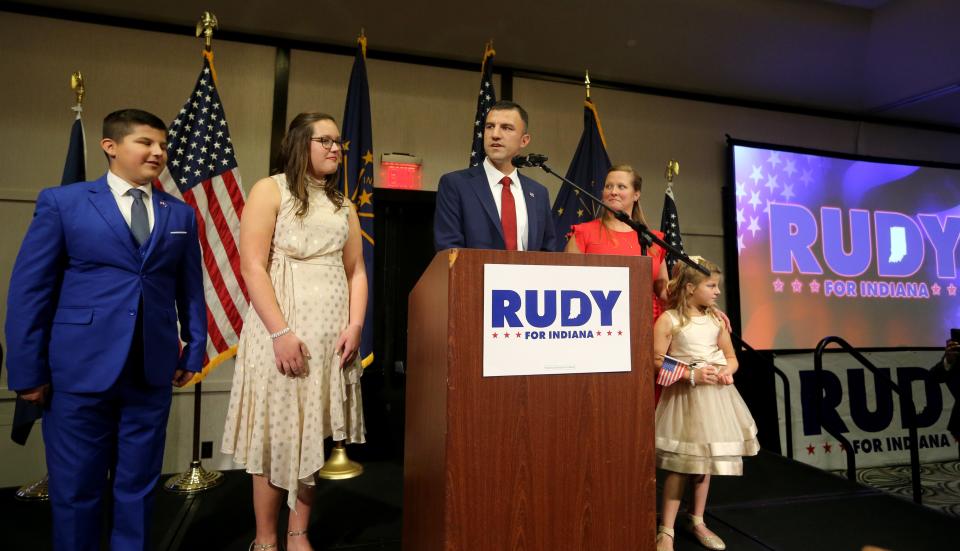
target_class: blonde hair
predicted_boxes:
[665,256,723,333]
[598,164,648,246]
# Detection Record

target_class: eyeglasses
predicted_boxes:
[310,136,343,150]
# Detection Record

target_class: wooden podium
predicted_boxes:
[403,249,656,551]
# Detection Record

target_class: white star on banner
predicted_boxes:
[781,183,796,201]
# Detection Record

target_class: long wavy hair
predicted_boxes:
[599,164,648,245]
[275,112,344,218]
[665,256,723,333]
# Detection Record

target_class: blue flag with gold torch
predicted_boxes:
[342,33,375,368]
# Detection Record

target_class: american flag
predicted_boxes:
[660,183,686,275]
[157,51,248,381]
[656,354,689,387]
[470,42,496,167]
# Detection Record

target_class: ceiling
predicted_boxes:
[11,0,960,130]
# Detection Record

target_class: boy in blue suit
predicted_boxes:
[434,101,559,252]
[5,109,207,551]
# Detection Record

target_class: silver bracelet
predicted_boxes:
[689,367,696,387]
[270,327,291,340]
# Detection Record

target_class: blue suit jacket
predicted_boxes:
[434,164,559,252]
[5,174,207,393]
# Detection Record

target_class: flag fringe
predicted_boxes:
[358,34,368,58]
[203,50,218,87]
[185,344,238,386]
[482,42,496,71]
[584,99,607,150]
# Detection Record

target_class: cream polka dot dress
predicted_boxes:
[221,174,365,510]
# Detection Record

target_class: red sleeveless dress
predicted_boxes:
[569,218,668,402]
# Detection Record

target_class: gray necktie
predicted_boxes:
[127,188,150,247]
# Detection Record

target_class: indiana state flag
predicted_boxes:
[551,99,611,247]
[342,34,375,368]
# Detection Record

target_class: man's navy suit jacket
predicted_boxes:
[434,164,559,252]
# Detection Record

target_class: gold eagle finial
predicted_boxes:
[665,160,680,183]
[70,71,84,106]
[195,12,219,51]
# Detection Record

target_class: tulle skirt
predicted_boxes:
[655,382,759,476]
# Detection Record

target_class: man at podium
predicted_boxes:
[434,101,558,252]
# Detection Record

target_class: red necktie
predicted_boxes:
[500,176,518,250]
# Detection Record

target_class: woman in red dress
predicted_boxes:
[564,164,669,316]
[564,164,670,403]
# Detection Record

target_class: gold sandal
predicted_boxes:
[656,525,674,551]
[686,514,726,550]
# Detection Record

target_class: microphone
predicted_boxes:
[511,154,548,168]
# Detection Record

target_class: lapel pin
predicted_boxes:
[528,192,535,198]
[159,200,167,208]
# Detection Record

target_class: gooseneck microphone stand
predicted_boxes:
[529,158,709,277]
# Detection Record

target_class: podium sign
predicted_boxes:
[483,263,631,377]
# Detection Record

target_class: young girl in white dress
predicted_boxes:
[653,257,758,551]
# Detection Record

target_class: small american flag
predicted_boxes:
[469,42,496,167]
[157,51,248,381]
[657,354,689,387]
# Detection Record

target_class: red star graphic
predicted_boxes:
[595,330,602,337]
[492,332,498,338]
[806,444,816,455]
[504,332,510,338]
[839,442,847,452]
[822,442,832,453]
[617,330,623,336]
[949,284,957,296]
[515,331,521,338]
[931,283,942,296]
[809,279,821,293]
[607,330,613,336]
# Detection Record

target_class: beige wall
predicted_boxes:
[3,10,960,486]
[287,49,500,189]
[0,11,274,485]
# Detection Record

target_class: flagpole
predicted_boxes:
[317,28,371,481]
[164,12,225,494]
[15,70,89,502]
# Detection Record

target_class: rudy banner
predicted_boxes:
[775,350,955,469]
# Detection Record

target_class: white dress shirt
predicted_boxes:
[107,171,155,233]
[483,157,529,251]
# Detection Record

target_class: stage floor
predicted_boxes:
[2,450,957,550]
